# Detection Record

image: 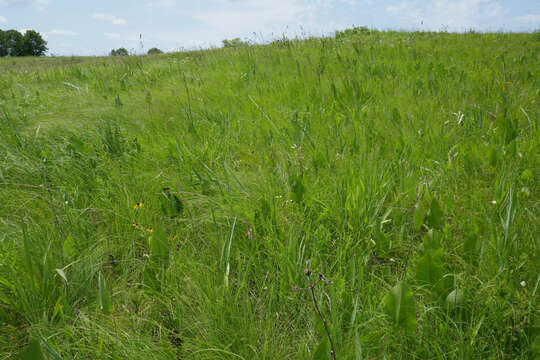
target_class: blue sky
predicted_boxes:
[0,0,538,56]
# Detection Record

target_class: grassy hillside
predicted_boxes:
[0,31,539,359]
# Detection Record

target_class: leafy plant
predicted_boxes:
[98,271,112,315]
[160,187,184,217]
[383,281,417,332]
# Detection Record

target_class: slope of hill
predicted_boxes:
[0,31,538,359]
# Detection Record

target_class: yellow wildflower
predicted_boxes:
[147,227,154,233]
[133,202,144,209]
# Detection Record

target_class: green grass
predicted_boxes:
[0,30,539,359]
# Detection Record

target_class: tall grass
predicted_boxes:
[0,30,538,359]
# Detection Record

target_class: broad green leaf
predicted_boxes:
[413,200,427,232]
[62,235,77,259]
[426,198,444,230]
[160,189,184,217]
[313,338,331,360]
[170,193,184,214]
[291,177,305,204]
[463,223,480,264]
[56,269,68,283]
[98,271,112,315]
[355,329,363,360]
[383,280,417,332]
[445,289,464,310]
[416,248,444,288]
[18,338,44,360]
[422,229,440,251]
[150,227,169,268]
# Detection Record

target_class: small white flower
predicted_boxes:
[520,281,526,287]
[491,200,497,205]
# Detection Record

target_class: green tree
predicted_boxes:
[147,47,163,55]
[0,30,6,57]
[222,38,249,48]
[110,47,129,56]
[2,29,24,56]
[22,30,48,56]
[335,26,371,40]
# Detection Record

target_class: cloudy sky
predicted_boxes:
[0,0,538,56]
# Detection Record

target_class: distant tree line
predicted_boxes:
[0,29,48,57]
[147,47,163,55]
[109,47,129,56]
[222,38,249,48]
[109,47,164,56]
[335,26,372,39]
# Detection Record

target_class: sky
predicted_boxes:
[0,0,539,56]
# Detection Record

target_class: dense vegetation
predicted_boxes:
[0,30,538,359]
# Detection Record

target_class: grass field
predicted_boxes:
[0,30,539,359]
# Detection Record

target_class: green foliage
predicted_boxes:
[109,47,129,56]
[0,29,47,57]
[335,26,371,39]
[147,47,163,55]
[22,30,48,56]
[160,188,184,217]
[0,30,538,359]
[425,198,444,230]
[413,199,428,232]
[149,227,170,269]
[18,338,44,360]
[313,339,331,360]
[445,289,465,310]
[98,272,112,315]
[291,175,305,204]
[222,38,249,48]
[416,248,444,287]
[0,29,23,56]
[383,281,417,332]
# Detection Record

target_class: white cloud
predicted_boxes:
[514,14,540,24]
[92,12,127,25]
[104,32,121,39]
[0,15,6,22]
[48,29,78,36]
[386,0,506,31]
